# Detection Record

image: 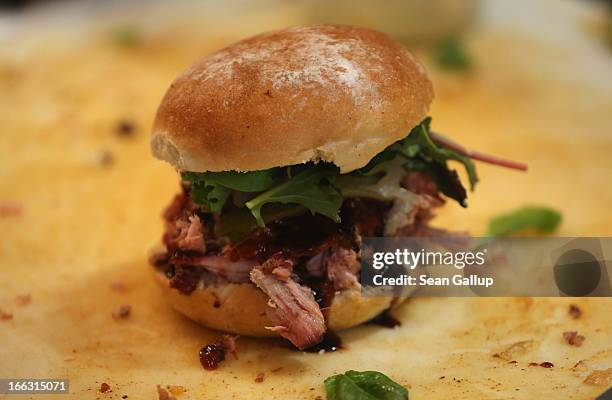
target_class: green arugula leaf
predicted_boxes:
[401,117,478,190]
[354,149,397,175]
[346,118,476,207]
[111,26,143,48]
[246,164,342,227]
[182,169,282,214]
[180,117,480,235]
[325,370,408,400]
[487,206,562,236]
[433,37,472,71]
[334,172,387,200]
[190,181,231,214]
[182,169,281,192]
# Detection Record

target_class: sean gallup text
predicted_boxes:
[372,274,494,288]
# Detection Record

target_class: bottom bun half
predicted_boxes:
[151,267,408,337]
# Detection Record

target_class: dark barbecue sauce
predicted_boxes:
[199,342,226,370]
[151,249,208,295]
[310,278,336,320]
[227,198,387,262]
[303,331,343,353]
[229,213,352,263]
[367,310,402,328]
[341,198,390,237]
[168,265,201,295]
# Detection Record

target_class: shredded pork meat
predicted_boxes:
[176,215,206,252]
[195,255,256,283]
[306,246,360,290]
[154,177,452,349]
[325,247,361,290]
[401,171,442,198]
[250,257,325,349]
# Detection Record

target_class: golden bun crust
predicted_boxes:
[151,24,433,173]
[151,267,403,337]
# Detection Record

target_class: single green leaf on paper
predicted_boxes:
[433,37,472,71]
[111,26,143,48]
[487,206,562,236]
[324,370,408,400]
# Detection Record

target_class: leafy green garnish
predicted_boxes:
[354,149,398,175]
[182,169,282,214]
[400,117,478,190]
[334,171,387,200]
[183,169,281,192]
[246,164,342,226]
[345,117,477,207]
[181,117,479,238]
[432,37,472,71]
[325,370,408,400]
[111,26,143,48]
[184,163,342,228]
[189,180,231,214]
[487,206,562,236]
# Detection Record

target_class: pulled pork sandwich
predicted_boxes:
[149,25,525,349]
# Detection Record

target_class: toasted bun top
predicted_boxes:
[151,24,433,173]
